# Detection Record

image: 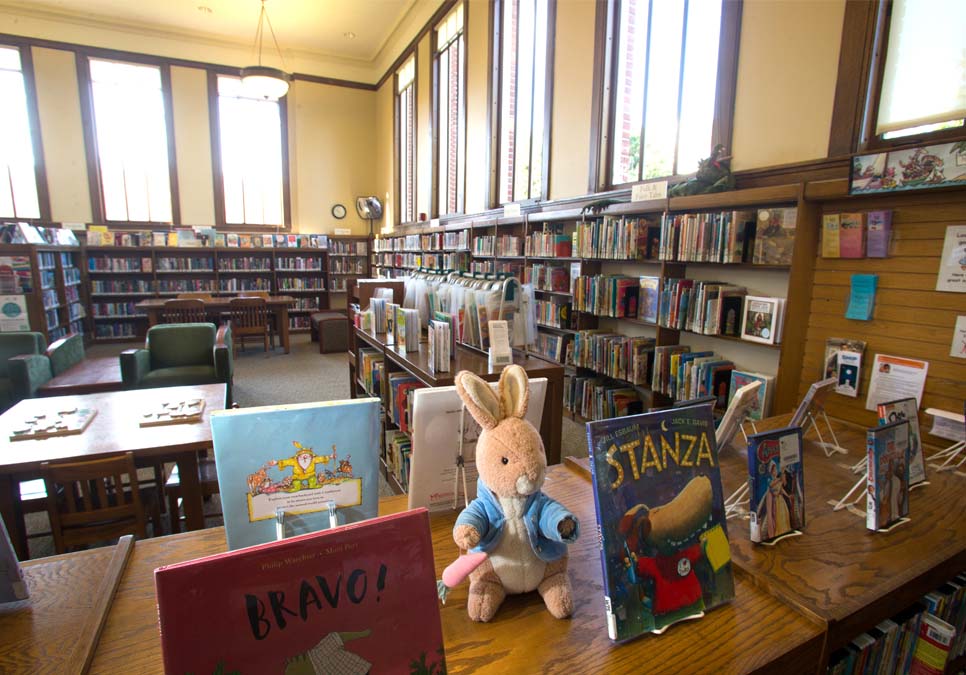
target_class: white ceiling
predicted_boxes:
[5,0,431,71]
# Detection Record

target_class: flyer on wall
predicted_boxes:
[865,354,929,412]
[951,316,966,359]
[936,225,966,292]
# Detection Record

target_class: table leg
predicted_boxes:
[175,452,204,531]
[0,473,28,560]
[279,306,291,354]
[541,371,564,466]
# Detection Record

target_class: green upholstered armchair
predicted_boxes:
[120,323,233,406]
[0,332,47,411]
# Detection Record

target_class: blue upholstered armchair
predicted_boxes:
[1,332,86,411]
[120,323,233,406]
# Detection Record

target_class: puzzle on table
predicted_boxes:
[9,407,98,441]
[140,398,206,427]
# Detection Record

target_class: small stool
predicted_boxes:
[312,312,348,354]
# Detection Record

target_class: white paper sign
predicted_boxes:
[936,225,966,292]
[865,354,929,411]
[631,180,668,202]
[0,295,29,332]
[503,203,522,218]
[951,316,966,359]
[925,408,965,442]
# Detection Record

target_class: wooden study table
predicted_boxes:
[83,464,823,674]
[135,296,296,354]
[0,384,226,560]
[355,327,565,464]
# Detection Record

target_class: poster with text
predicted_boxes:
[936,226,966,292]
[952,316,966,359]
[865,354,929,412]
[0,295,29,332]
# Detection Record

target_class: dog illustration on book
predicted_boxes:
[618,475,732,630]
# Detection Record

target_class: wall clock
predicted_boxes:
[331,204,347,219]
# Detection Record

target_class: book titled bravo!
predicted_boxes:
[586,406,735,641]
[155,509,445,675]
[212,399,381,551]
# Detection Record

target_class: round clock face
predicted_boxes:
[332,204,347,219]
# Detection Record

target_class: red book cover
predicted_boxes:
[155,509,444,675]
[839,212,867,258]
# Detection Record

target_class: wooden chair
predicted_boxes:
[177,292,213,301]
[227,297,271,354]
[160,298,207,324]
[41,452,159,554]
[237,292,275,346]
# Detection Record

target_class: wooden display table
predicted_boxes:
[36,356,124,397]
[81,464,822,674]
[135,296,296,354]
[353,327,565,465]
[0,384,226,560]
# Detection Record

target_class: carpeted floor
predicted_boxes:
[22,333,588,558]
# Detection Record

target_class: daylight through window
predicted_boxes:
[0,46,41,219]
[396,55,416,224]
[434,4,466,216]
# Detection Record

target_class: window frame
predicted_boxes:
[207,70,292,231]
[489,0,557,208]
[394,52,418,226]
[431,2,468,219]
[829,0,966,156]
[589,0,742,192]
[77,53,180,225]
[0,41,52,222]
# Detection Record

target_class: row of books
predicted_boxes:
[532,331,571,363]
[329,258,366,274]
[67,302,85,320]
[534,299,572,329]
[470,260,522,276]
[216,258,272,270]
[654,279,744,335]
[427,319,452,372]
[94,322,137,338]
[525,262,579,293]
[92,302,143,318]
[91,279,152,294]
[373,251,470,271]
[569,331,656,386]
[41,289,58,310]
[87,228,329,249]
[385,430,412,492]
[275,256,324,270]
[658,207,797,265]
[156,257,214,271]
[822,210,892,258]
[572,274,639,318]
[574,216,659,260]
[276,278,324,290]
[64,285,81,303]
[329,239,368,255]
[524,230,572,258]
[373,230,471,253]
[88,256,144,272]
[563,375,646,421]
[359,348,384,397]
[216,279,273,291]
[473,235,522,257]
[387,373,425,434]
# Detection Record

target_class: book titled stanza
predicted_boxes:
[586,406,735,641]
[155,509,445,675]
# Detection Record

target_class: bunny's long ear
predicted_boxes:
[455,370,502,430]
[499,364,529,419]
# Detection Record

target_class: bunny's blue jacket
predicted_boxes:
[456,478,579,563]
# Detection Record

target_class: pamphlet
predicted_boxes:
[845,274,877,321]
[865,354,929,412]
[936,225,966,292]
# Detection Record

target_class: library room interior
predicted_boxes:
[1,0,965,672]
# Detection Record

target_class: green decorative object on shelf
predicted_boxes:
[668,144,735,197]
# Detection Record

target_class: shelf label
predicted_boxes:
[430,218,441,228]
[334,228,351,235]
[631,180,668,202]
[503,203,522,218]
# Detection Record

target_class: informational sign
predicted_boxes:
[631,179,668,202]
[952,316,966,359]
[0,295,29,332]
[936,225,966,292]
[865,354,929,411]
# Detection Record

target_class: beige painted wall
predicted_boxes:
[375,80,395,232]
[731,0,846,171]
[30,46,91,223]
[170,66,215,226]
[290,80,377,235]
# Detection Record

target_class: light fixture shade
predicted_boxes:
[240,65,291,100]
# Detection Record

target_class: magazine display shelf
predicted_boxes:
[351,326,564,494]
[370,184,818,421]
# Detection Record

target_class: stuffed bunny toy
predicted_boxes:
[451,364,579,622]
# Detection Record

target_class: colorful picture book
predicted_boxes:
[740,295,785,345]
[822,214,841,258]
[716,379,763,452]
[876,397,927,487]
[747,426,805,544]
[839,212,867,259]
[753,207,796,265]
[866,419,911,532]
[823,337,866,380]
[155,509,445,675]
[211,399,381,550]
[834,349,862,398]
[586,406,735,641]
[866,210,892,258]
[728,370,774,421]
[638,276,660,323]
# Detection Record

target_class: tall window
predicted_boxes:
[87,58,173,222]
[604,0,731,186]
[214,75,286,227]
[433,3,466,217]
[396,55,416,224]
[495,0,554,205]
[869,0,965,143]
[0,46,42,220]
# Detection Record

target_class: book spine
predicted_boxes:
[585,428,619,641]
[866,433,877,531]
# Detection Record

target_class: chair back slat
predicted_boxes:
[161,299,208,324]
[42,452,148,554]
[228,298,269,333]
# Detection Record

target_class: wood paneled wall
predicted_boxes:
[799,189,966,440]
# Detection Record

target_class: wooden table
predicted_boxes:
[135,296,296,354]
[86,464,824,674]
[355,328,565,464]
[715,414,966,665]
[36,356,124,397]
[0,384,226,560]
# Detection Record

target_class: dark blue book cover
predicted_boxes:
[586,406,735,641]
[866,419,910,532]
[747,426,805,544]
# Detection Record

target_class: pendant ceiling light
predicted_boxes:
[241,0,291,100]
